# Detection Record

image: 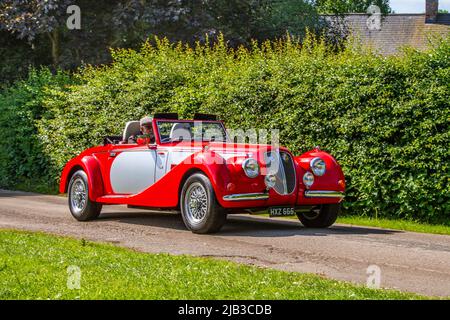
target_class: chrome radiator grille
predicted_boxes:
[264,150,296,195]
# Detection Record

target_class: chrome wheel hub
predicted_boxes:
[185,182,208,224]
[70,178,87,214]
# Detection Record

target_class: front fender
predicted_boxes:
[294,149,345,205]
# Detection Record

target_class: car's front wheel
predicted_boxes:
[180,173,227,234]
[297,203,340,228]
[68,170,102,221]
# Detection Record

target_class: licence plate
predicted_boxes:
[269,207,296,217]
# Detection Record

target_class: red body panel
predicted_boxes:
[60,119,345,211]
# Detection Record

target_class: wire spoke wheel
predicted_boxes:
[70,177,87,214]
[67,170,102,221]
[185,182,208,224]
[180,173,227,234]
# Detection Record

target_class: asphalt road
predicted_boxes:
[1,189,449,297]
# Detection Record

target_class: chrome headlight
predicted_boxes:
[310,157,326,176]
[242,158,260,178]
[264,174,276,189]
[303,172,314,188]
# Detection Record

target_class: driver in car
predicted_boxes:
[128,116,155,144]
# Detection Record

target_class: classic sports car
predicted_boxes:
[60,113,345,234]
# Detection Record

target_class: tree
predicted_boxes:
[0,0,73,67]
[253,0,320,40]
[314,0,391,14]
[0,0,324,75]
[113,0,321,46]
[112,0,263,45]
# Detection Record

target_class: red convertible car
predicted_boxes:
[60,113,345,233]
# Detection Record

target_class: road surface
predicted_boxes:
[1,189,449,297]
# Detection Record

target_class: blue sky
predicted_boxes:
[390,0,450,13]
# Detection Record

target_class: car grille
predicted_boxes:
[264,150,296,195]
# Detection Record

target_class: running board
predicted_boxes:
[96,194,133,204]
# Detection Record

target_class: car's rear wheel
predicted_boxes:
[180,173,227,234]
[68,170,102,221]
[297,203,340,228]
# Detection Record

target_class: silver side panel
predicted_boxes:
[110,151,156,194]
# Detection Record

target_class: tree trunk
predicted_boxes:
[48,29,60,69]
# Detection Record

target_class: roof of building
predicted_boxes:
[324,13,450,55]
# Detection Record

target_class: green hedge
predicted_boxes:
[0,69,74,192]
[0,35,449,223]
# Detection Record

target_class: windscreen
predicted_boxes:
[157,121,228,143]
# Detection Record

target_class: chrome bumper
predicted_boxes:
[223,190,344,201]
[223,192,269,201]
[304,190,345,198]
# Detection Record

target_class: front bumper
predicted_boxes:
[304,190,344,198]
[223,192,269,201]
[222,190,344,202]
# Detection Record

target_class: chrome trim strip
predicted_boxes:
[304,190,345,198]
[280,150,296,195]
[263,150,297,196]
[223,193,269,201]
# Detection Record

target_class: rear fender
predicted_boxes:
[59,155,105,201]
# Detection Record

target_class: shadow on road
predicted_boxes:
[99,211,187,231]
[222,215,400,237]
[0,189,401,238]
[98,210,400,237]
[0,189,55,197]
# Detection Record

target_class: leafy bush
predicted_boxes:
[1,35,448,223]
[0,68,74,192]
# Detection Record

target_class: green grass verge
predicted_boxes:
[336,216,450,236]
[12,180,59,195]
[0,229,425,300]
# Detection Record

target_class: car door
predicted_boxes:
[108,144,157,194]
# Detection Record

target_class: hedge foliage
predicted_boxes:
[0,35,449,223]
[0,69,74,192]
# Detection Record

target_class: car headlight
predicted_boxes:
[264,174,277,189]
[242,158,260,178]
[310,157,326,176]
[303,172,314,188]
